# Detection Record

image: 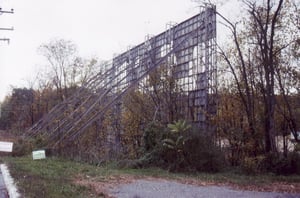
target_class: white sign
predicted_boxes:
[0,141,13,152]
[32,150,46,160]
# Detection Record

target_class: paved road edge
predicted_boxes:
[0,164,20,198]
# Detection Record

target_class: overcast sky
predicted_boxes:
[0,0,240,102]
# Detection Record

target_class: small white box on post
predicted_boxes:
[32,150,46,160]
[0,141,13,152]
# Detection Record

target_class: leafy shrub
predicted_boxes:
[12,135,50,157]
[183,132,227,172]
[143,121,165,152]
[271,152,300,175]
[12,138,32,157]
[140,120,226,172]
[249,152,300,175]
[241,155,265,174]
[161,120,191,171]
[117,159,143,169]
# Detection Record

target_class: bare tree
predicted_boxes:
[210,0,299,155]
[38,38,77,101]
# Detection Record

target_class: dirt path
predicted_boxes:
[110,179,300,198]
[75,174,300,198]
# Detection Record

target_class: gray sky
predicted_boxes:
[0,0,240,102]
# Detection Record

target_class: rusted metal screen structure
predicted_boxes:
[26,6,217,147]
[112,7,217,127]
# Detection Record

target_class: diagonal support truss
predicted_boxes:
[26,6,217,148]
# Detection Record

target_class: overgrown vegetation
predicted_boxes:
[0,0,300,177]
[131,120,226,172]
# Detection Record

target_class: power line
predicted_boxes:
[0,7,14,44]
[0,38,10,44]
[0,27,14,31]
[0,8,14,14]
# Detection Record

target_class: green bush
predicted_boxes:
[254,152,300,175]
[12,135,50,157]
[241,155,265,174]
[143,121,165,152]
[160,120,192,171]
[12,138,32,157]
[162,135,227,172]
[139,121,227,172]
[183,133,227,172]
[272,152,300,175]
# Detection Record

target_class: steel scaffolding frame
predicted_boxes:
[26,6,217,147]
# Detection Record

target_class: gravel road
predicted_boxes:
[111,179,300,198]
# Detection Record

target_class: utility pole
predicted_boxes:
[0,7,14,44]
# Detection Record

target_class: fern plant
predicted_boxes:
[163,119,191,149]
[162,119,191,170]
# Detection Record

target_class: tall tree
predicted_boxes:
[247,0,284,153]
[216,0,300,155]
[0,88,35,131]
[38,39,77,101]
